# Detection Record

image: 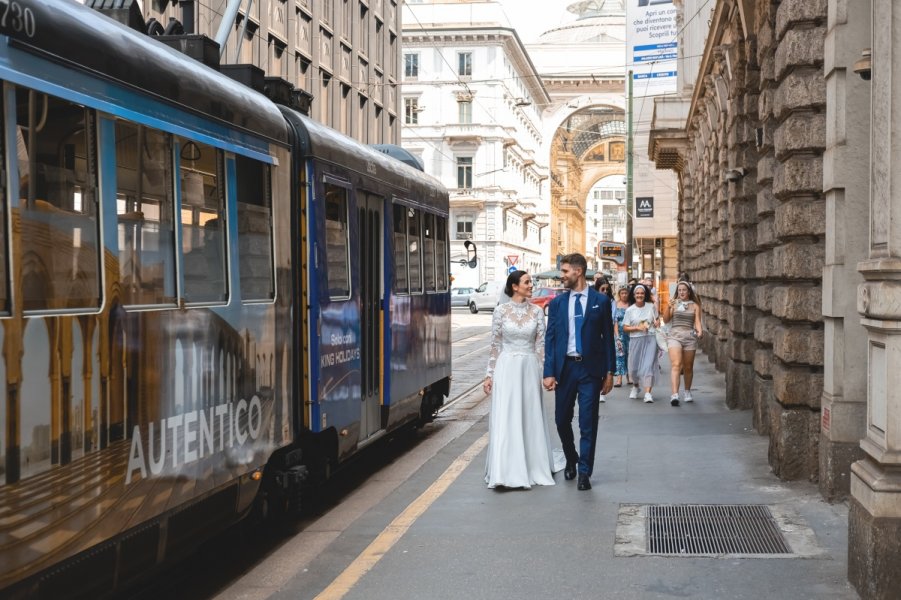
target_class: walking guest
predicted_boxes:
[594,275,613,300]
[665,280,704,406]
[670,271,691,300]
[483,271,557,489]
[593,275,615,403]
[543,253,616,491]
[622,284,660,403]
[613,285,631,387]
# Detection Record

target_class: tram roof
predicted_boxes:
[283,108,449,210]
[4,0,287,145]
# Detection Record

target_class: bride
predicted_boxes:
[483,270,557,489]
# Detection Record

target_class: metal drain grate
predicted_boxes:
[647,504,792,556]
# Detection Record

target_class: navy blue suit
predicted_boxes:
[543,287,616,476]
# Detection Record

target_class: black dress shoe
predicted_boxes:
[577,474,592,490]
[564,461,577,480]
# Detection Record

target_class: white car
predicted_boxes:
[468,281,507,313]
[450,287,474,307]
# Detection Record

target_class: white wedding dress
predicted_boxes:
[484,300,557,489]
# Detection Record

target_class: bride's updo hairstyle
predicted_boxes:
[504,270,528,297]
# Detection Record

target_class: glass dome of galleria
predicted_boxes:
[538,0,626,44]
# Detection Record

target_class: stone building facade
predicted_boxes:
[144,0,401,143]
[400,1,550,289]
[651,0,900,597]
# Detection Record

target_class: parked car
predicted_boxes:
[530,287,565,315]
[468,280,507,313]
[450,287,475,307]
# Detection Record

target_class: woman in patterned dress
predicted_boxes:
[613,286,631,387]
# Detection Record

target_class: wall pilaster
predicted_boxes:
[819,0,870,501]
[761,0,827,481]
[849,2,901,597]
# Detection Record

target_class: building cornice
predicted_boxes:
[649,96,691,171]
[402,27,551,105]
[649,129,689,171]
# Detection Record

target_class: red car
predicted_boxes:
[530,287,564,314]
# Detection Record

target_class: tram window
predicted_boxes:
[0,99,8,314]
[392,204,408,294]
[236,155,274,301]
[436,216,448,291]
[407,208,422,294]
[16,88,101,312]
[114,122,177,306]
[423,212,436,292]
[324,183,350,299]
[179,139,227,304]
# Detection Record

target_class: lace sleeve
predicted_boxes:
[486,304,504,378]
[534,304,546,367]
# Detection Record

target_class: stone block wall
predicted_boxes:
[680,0,827,483]
[767,0,827,482]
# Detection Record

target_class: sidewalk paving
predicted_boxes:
[345,350,858,600]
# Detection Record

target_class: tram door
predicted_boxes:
[358,193,383,438]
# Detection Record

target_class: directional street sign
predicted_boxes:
[508,265,517,274]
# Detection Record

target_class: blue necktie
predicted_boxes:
[574,293,584,355]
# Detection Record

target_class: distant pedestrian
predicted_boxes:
[665,281,704,406]
[641,274,659,310]
[484,270,557,489]
[613,286,631,387]
[622,285,660,403]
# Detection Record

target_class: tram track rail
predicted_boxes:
[437,379,486,415]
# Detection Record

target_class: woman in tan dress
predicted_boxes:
[665,281,704,406]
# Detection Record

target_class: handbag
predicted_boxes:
[653,320,669,352]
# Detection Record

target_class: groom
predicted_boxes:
[542,253,615,490]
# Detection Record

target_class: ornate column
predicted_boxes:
[849,0,901,596]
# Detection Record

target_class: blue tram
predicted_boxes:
[0,1,451,597]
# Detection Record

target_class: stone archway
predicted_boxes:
[547,104,626,264]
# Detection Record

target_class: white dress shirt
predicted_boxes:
[567,287,589,356]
